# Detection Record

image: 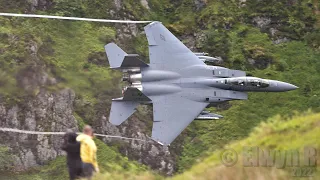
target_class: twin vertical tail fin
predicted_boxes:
[105,43,150,125]
[104,43,148,69]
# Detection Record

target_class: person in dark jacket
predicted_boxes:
[62,130,83,180]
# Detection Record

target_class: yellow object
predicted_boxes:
[76,134,99,170]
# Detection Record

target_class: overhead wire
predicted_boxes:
[0,13,153,24]
[0,127,152,143]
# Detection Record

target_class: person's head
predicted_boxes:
[64,129,77,143]
[83,125,94,137]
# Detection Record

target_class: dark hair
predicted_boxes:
[64,131,77,143]
[68,132,78,143]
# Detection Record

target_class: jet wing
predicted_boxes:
[144,22,205,71]
[151,95,209,145]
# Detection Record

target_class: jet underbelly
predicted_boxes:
[219,90,248,100]
[206,90,247,102]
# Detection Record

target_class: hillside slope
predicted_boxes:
[94,111,320,179]
[0,139,148,180]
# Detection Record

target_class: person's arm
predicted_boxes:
[61,139,68,151]
[92,150,99,172]
[88,141,99,172]
[61,143,67,151]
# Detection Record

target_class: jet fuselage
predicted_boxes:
[122,65,297,105]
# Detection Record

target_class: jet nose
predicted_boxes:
[277,82,298,91]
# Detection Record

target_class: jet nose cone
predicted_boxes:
[279,82,298,91]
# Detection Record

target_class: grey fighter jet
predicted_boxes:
[105,21,298,145]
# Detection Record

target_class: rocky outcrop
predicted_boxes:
[141,0,150,9]
[95,112,175,175]
[252,17,271,30]
[194,0,207,11]
[88,94,176,175]
[27,0,53,12]
[0,87,176,174]
[114,0,122,11]
[272,37,290,44]
[0,88,78,171]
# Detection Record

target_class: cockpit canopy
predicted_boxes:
[225,78,269,88]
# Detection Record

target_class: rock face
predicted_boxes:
[27,0,53,12]
[114,0,122,10]
[252,16,271,30]
[0,35,175,175]
[0,87,175,174]
[194,0,207,11]
[140,0,150,9]
[95,113,175,175]
[253,18,291,45]
[0,88,78,171]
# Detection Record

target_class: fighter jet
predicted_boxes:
[105,21,298,145]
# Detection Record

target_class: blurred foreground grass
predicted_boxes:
[92,111,320,180]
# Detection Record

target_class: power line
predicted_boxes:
[0,127,151,143]
[0,13,152,24]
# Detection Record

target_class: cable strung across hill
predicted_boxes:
[0,127,151,143]
[0,13,153,23]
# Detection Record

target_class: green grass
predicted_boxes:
[93,111,320,179]
[174,111,320,180]
[1,138,148,180]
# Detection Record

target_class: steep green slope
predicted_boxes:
[175,111,320,179]
[162,0,320,172]
[94,111,320,179]
[178,39,320,171]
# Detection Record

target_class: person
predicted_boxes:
[61,130,83,180]
[76,125,99,179]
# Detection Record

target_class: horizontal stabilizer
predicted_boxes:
[105,43,148,69]
[109,100,139,125]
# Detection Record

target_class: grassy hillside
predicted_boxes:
[0,138,148,180]
[159,0,320,172]
[94,111,320,179]
[175,111,320,180]
[178,39,320,171]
